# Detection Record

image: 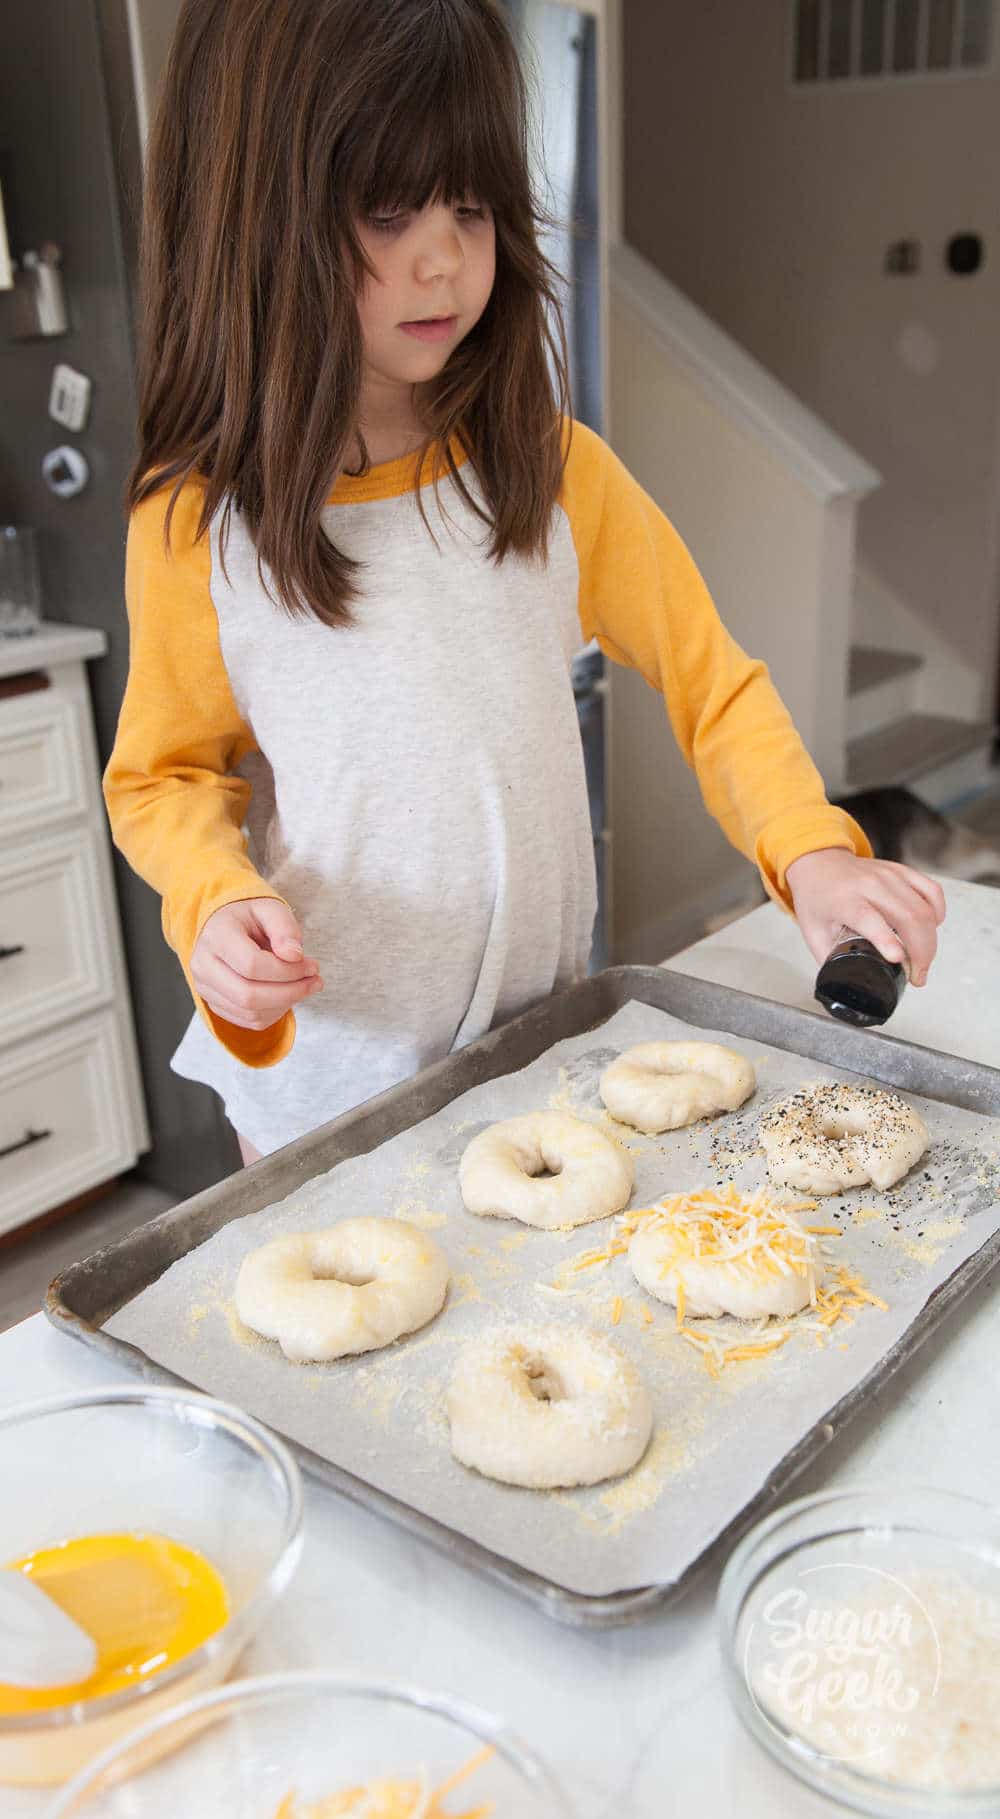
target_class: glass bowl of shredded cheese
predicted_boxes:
[45,1670,573,1817]
[0,1387,303,1788]
[718,1485,1000,1814]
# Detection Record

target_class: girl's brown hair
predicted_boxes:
[129,0,573,625]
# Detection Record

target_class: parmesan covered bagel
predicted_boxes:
[599,1041,756,1134]
[235,1218,449,1363]
[458,1111,633,1230]
[760,1083,929,1195]
[627,1184,822,1321]
[447,1325,653,1488]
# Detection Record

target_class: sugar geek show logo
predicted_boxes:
[741,1561,942,1768]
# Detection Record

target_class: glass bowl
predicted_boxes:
[45,1671,574,1816]
[718,1485,1000,1816]
[0,1386,302,1786]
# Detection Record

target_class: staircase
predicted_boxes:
[846,645,996,808]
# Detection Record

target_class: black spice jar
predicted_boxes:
[814,928,907,1028]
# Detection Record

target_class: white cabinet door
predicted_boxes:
[0,687,89,842]
[0,1013,138,1237]
[0,830,116,1048]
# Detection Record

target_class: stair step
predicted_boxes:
[847,644,923,743]
[848,645,923,694]
[846,713,996,806]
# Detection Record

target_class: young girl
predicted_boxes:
[105,0,944,1164]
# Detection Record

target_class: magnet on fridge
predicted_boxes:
[42,445,89,498]
[49,365,92,432]
[11,244,68,339]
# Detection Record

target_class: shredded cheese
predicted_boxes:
[275,1746,496,1818]
[623,1183,821,1281]
[431,1745,495,1800]
[622,1184,823,1371]
[569,1240,627,1273]
[555,1183,888,1377]
[798,1263,889,1342]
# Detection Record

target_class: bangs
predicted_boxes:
[336,0,530,222]
[135,0,570,627]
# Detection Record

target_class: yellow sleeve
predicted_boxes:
[558,421,871,909]
[103,479,295,1066]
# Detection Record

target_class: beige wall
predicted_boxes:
[623,0,1000,715]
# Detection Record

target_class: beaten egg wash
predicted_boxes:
[0,1532,229,1715]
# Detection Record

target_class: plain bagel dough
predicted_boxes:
[458,1111,634,1230]
[599,1042,756,1134]
[760,1082,929,1195]
[447,1326,653,1488]
[235,1217,449,1363]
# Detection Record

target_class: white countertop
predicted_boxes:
[4,878,999,1817]
[0,621,105,681]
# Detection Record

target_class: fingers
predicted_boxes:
[191,897,326,1030]
[251,896,314,965]
[795,912,835,970]
[853,868,940,986]
[789,851,945,990]
[889,863,947,925]
[217,919,319,984]
[849,902,909,970]
[191,950,323,1030]
[198,897,322,984]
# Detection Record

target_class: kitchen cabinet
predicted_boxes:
[0,624,147,1233]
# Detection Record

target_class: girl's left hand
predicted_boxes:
[784,848,946,986]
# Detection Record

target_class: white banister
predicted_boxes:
[611,243,880,504]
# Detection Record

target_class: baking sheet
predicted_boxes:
[104,999,1000,1600]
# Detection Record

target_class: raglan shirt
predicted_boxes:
[104,420,870,1154]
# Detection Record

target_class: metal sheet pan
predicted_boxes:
[45,967,1000,1627]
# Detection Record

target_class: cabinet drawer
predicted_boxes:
[0,831,115,1049]
[0,1012,140,1236]
[0,688,89,841]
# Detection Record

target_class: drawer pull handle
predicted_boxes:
[0,943,24,962]
[0,1127,52,1162]
[0,672,50,701]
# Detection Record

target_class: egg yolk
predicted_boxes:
[0,1532,229,1716]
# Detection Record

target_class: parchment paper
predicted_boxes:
[107,1001,1000,1598]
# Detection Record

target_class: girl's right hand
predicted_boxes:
[190,898,323,1030]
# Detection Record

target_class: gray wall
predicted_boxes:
[623,0,1000,718]
[0,0,237,1195]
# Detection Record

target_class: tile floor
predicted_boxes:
[0,1177,173,1335]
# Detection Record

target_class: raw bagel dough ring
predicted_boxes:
[599,1041,756,1134]
[760,1082,929,1195]
[458,1112,634,1230]
[447,1325,653,1488]
[629,1214,814,1320]
[234,1217,449,1363]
